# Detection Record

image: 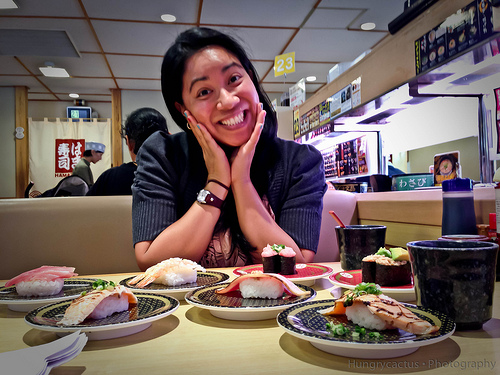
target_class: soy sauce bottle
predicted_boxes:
[441,178,477,235]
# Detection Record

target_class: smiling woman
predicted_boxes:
[131,27,327,271]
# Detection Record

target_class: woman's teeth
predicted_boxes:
[221,112,244,126]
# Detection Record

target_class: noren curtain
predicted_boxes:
[28,118,112,194]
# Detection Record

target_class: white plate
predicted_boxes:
[185,283,316,321]
[119,271,229,300]
[277,299,455,359]
[0,278,97,312]
[24,293,179,340]
[329,270,416,302]
[233,264,334,287]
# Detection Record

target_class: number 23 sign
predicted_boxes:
[274,52,295,77]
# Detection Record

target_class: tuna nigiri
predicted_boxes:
[5,266,78,297]
[320,284,439,335]
[216,272,310,299]
[58,282,137,326]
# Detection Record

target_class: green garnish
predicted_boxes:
[369,332,382,339]
[271,244,285,253]
[326,322,350,335]
[80,291,87,297]
[343,282,382,307]
[376,248,392,258]
[355,325,366,335]
[92,279,115,291]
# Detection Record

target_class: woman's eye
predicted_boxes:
[197,88,211,98]
[229,75,241,84]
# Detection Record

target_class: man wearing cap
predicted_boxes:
[72,141,105,188]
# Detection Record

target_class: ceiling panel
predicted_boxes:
[0,0,408,103]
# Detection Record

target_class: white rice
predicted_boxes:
[345,303,390,331]
[151,258,205,286]
[239,277,284,299]
[155,266,198,286]
[89,292,129,320]
[15,278,64,297]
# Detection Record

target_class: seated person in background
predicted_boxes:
[87,107,169,196]
[132,27,327,271]
[72,141,105,188]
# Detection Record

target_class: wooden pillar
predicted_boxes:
[111,89,122,167]
[15,86,29,198]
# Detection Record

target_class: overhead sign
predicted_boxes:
[274,52,295,77]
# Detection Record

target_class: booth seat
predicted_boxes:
[0,196,139,280]
[0,190,358,280]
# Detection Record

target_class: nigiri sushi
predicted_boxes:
[5,265,78,297]
[216,272,310,299]
[127,257,205,288]
[58,281,137,326]
[320,283,439,335]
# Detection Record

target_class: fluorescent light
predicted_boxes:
[361,22,376,31]
[39,62,69,77]
[0,0,18,9]
[69,93,79,98]
[306,76,317,82]
[161,14,176,22]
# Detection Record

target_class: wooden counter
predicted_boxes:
[355,186,495,247]
[1,263,500,374]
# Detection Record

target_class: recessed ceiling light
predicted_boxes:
[361,22,376,31]
[161,14,176,22]
[0,0,18,9]
[39,62,69,78]
[69,93,79,98]
[306,76,317,82]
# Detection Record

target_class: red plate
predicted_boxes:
[329,269,413,290]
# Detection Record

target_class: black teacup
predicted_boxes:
[407,240,499,331]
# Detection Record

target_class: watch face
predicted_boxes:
[197,189,209,203]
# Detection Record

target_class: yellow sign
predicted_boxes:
[274,52,295,77]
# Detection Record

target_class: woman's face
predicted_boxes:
[177,46,259,147]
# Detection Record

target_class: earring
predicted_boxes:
[187,122,191,130]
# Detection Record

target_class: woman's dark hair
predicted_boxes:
[161,27,277,139]
[121,107,168,154]
[161,27,280,257]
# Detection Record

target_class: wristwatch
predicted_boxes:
[196,189,224,209]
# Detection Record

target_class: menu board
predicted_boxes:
[415,0,494,75]
[322,136,370,179]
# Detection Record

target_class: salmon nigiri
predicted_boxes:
[58,282,137,326]
[320,283,439,335]
[5,266,78,297]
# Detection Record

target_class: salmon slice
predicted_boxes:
[320,292,439,335]
[215,272,310,297]
[5,266,77,287]
[58,285,137,326]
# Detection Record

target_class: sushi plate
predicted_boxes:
[119,270,229,300]
[0,278,98,312]
[185,283,316,321]
[24,293,179,340]
[277,299,455,359]
[233,264,334,286]
[329,270,416,302]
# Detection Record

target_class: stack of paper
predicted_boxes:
[0,331,87,374]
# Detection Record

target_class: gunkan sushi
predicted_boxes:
[262,244,296,275]
[361,248,411,286]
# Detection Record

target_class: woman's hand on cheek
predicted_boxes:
[184,110,231,185]
[230,103,266,184]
